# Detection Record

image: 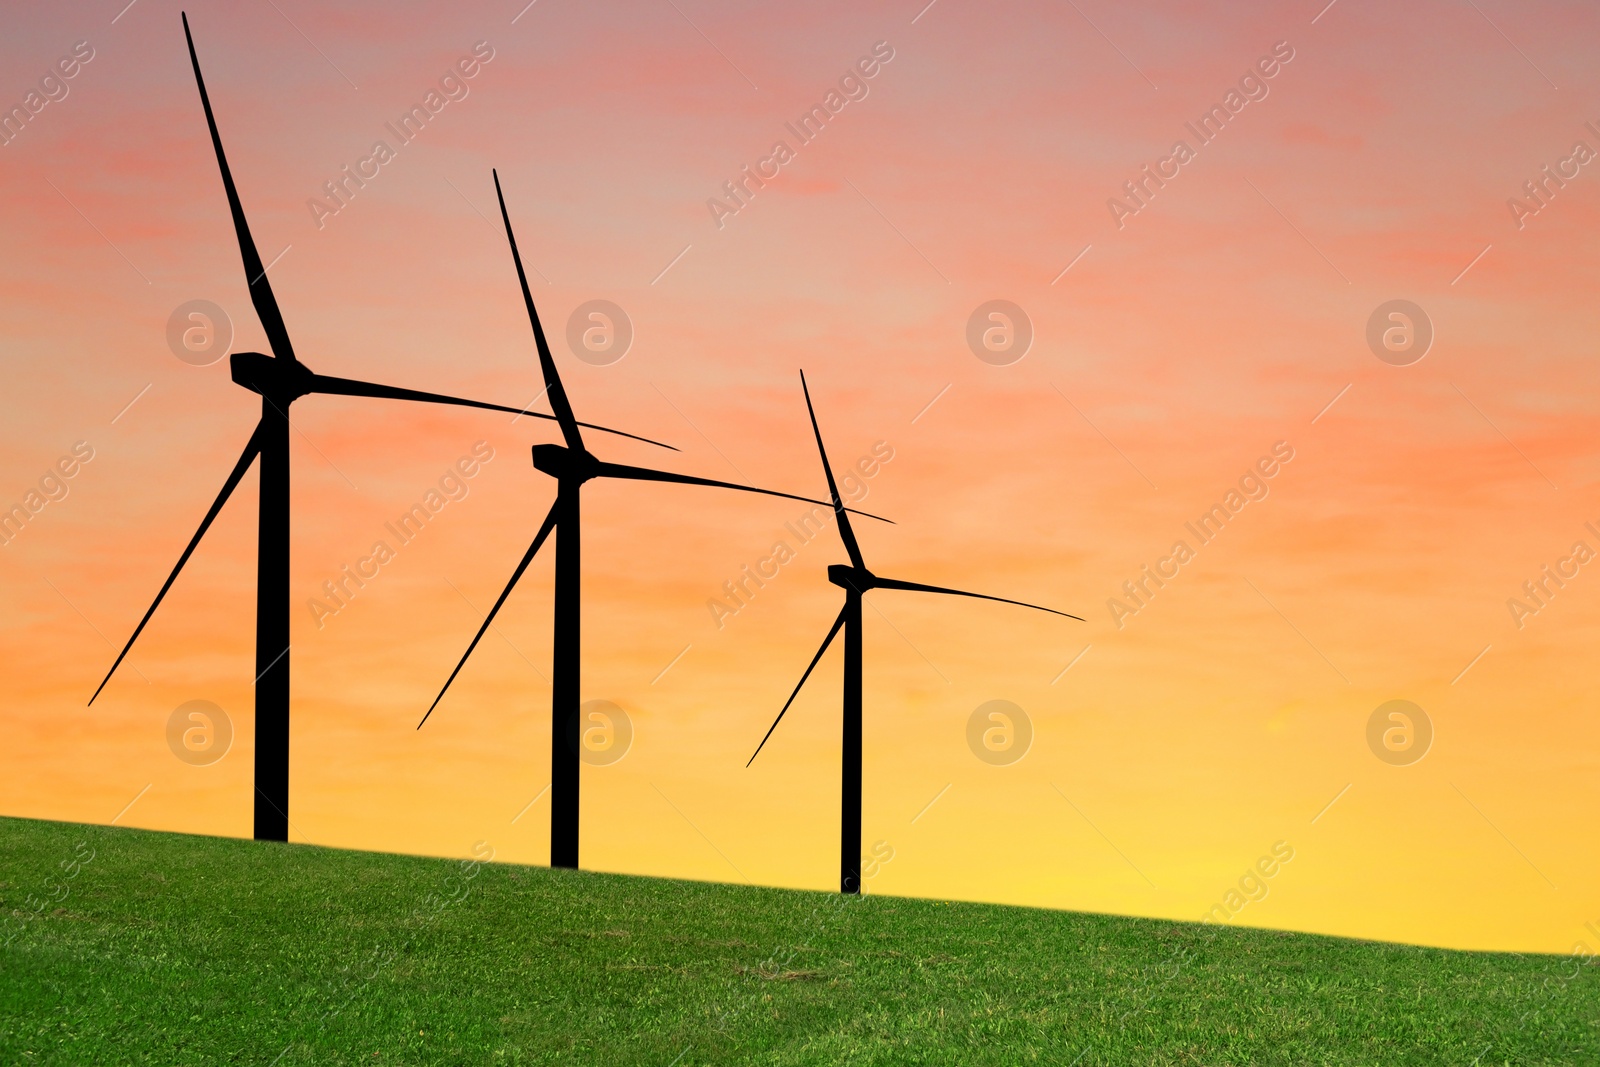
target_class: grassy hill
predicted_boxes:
[0,816,1594,1064]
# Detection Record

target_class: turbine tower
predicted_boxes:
[419,176,888,871]
[89,14,662,841]
[747,372,1082,893]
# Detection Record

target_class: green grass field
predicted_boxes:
[0,816,1594,1065]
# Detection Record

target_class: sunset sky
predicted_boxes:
[3,0,1600,953]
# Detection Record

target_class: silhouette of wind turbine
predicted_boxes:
[747,372,1083,894]
[417,174,890,871]
[88,14,667,843]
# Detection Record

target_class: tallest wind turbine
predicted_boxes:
[748,373,1083,893]
[89,14,663,842]
[418,175,888,871]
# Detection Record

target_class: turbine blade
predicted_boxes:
[799,370,865,570]
[491,170,583,451]
[871,576,1084,620]
[417,500,560,729]
[89,421,264,705]
[182,13,296,364]
[305,374,676,450]
[746,603,848,767]
[591,460,893,524]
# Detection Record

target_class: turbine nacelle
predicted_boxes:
[532,442,597,483]
[828,564,875,593]
[229,351,313,401]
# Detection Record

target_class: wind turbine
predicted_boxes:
[417,174,889,871]
[88,14,666,842]
[747,372,1083,894]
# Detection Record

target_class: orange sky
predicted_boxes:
[4,0,1600,953]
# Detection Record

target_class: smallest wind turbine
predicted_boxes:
[747,372,1083,894]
